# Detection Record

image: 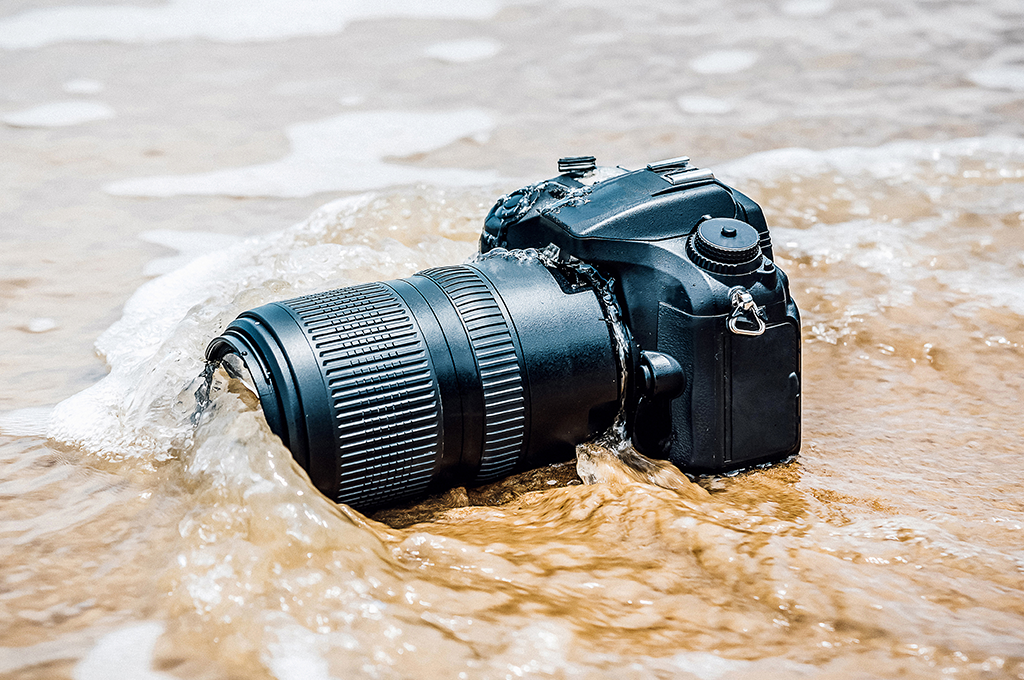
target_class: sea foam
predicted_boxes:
[105,109,498,198]
[51,136,1024,461]
[2,101,114,128]
[0,0,506,49]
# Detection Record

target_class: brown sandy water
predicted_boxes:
[2,1,1024,678]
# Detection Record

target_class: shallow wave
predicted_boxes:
[26,137,1024,679]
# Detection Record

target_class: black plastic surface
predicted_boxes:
[207,156,802,509]
[207,256,619,510]
[481,162,801,474]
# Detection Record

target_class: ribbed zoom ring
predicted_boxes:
[421,266,527,483]
[286,283,441,508]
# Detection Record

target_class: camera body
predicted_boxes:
[207,154,801,510]
[480,156,801,472]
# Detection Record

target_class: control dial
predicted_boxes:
[687,217,763,275]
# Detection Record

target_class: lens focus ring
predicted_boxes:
[286,283,442,507]
[421,266,527,483]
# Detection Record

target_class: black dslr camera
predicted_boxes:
[207,155,801,510]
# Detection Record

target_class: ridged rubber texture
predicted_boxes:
[421,266,526,483]
[687,232,762,275]
[285,283,441,508]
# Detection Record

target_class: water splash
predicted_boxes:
[13,138,1024,679]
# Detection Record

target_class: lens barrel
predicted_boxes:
[206,255,620,510]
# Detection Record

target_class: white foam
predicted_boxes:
[966,45,1024,92]
[668,652,750,679]
[0,629,97,674]
[570,32,623,46]
[424,38,501,63]
[677,95,733,114]
[689,50,758,74]
[264,624,335,680]
[62,78,105,95]
[781,0,833,17]
[338,94,366,107]
[140,230,243,276]
[45,187,486,458]
[717,136,1024,317]
[668,652,815,679]
[494,622,573,677]
[0,0,504,50]
[24,317,58,333]
[771,219,935,311]
[0,407,54,437]
[2,100,114,128]
[968,67,1024,92]
[716,136,1024,185]
[105,109,498,198]
[47,194,375,456]
[72,622,176,680]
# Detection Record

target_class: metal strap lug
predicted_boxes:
[727,287,767,336]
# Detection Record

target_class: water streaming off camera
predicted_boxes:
[3,1,1024,677]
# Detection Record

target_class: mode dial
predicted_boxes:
[687,217,763,275]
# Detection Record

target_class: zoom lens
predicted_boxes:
[206,255,621,510]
